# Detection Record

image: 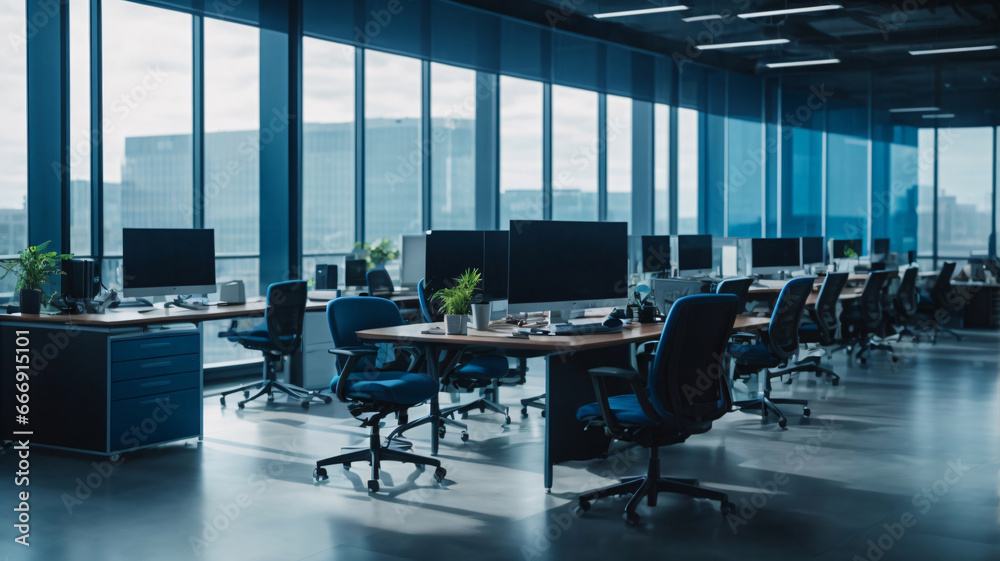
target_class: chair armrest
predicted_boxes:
[217,319,240,339]
[637,341,658,355]
[328,346,379,357]
[729,332,758,343]
[586,367,661,438]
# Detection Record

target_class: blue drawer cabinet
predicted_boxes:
[111,353,200,381]
[111,371,201,401]
[110,388,202,451]
[111,333,199,362]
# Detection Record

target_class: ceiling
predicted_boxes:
[453,0,1000,127]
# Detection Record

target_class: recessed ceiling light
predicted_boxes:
[593,5,688,18]
[765,58,840,68]
[696,38,790,51]
[909,45,998,55]
[681,14,724,22]
[888,107,940,113]
[922,113,956,119]
[739,4,843,18]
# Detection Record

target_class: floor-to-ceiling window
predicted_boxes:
[887,126,919,256]
[677,107,699,233]
[936,127,994,258]
[826,101,869,255]
[302,38,355,287]
[552,85,598,221]
[101,0,193,286]
[605,95,632,228]
[69,1,91,256]
[916,128,935,259]
[499,75,543,227]
[430,63,476,230]
[654,103,670,234]
[726,75,763,237]
[0,0,28,296]
[364,51,422,244]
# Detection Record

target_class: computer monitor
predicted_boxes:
[872,238,890,263]
[483,230,509,302]
[640,235,671,274]
[122,228,216,305]
[829,239,862,262]
[507,220,628,323]
[801,237,825,266]
[425,230,486,290]
[400,234,426,289]
[673,235,713,277]
[345,259,367,288]
[750,238,801,276]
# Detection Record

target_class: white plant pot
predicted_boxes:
[444,314,468,335]
[470,303,491,331]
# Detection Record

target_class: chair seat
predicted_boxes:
[223,327,297,351]
[331,370,437,405]
[798,322,822,343]
[727,343,782,367]
[453,355,509,379]
[577,394,714,433]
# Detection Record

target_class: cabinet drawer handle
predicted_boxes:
[139,398,169,405]
[140,380,171,388]
[140,361,172,369]
[139,342,172,349]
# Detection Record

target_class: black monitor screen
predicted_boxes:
[640,235,671,273]
[508,220,628,309]
[801,237,824,265]
[425,231,485,290]
[751,238,801,269]
[831,239,862,259]
[123,229,216,297]
[345,259,367,287]
[677,235,713,272]
[483,231,509,300]
[872,238,890,259]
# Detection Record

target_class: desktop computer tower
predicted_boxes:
[61,258,98,300]
[315,264,338,289]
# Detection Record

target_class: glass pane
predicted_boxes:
[917,128,935,257]
[303,38,355,255]
[888,126,919,256]
[781,116,823,237]
[606,95,631,229]
[654,104,669,234]
[936,127,994,257]
[364,51,422,243]
[726,81,763,237]
[499,75,543,228]
[0,0,28,275]
[552,85,598,221]
[204,258,261,364]
[826,103,868,253]
[70,1,91,255]
[102,1,193,255]
[677,107,699,234]
[430,63,476,230]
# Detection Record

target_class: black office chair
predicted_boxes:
[575,294,740,524]
[416,279,511,428]
[366,268,394,298]
[728,276,815,428]
[714,277,753,312]
[218,281,331,409]
[787,272,849,385]
[888,267,920,341]
[842,271,896,364]
[916,262,962,343]
[314,296,446,493]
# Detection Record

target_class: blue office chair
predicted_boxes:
[916,262,962,343]
[218,281,329,409]
[714,276,753,311]
[575,294,740,524]
[417,278,511,428]
[788,272,849,385]
[728,276,815,428]
[841,270,896,364]
[366,268,394,298]
[314,296,446,493]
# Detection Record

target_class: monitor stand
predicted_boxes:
[165,296,209,310]
[549,308,586,324]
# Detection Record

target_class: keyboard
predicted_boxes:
[548,322,621,335]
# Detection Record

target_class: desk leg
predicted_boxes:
[544,345,632,492]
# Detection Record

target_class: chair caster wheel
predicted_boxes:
[832,378,840,386]
[301,401,309,410]
[803,407,811,417]
[323,395,333,404]
[267,393,275,401]
[433,467,447,483]
[242,390,249,399]
[623,512,639,525]
[460,411,469,420]
[438,426,446,439]
[577,498,591,512]
[721,501,736,515]
[314,467,328,481]
[890,355,900,363]
[367,480,379,493]
[778,418,787,428]
[109,454,121,462]
[479,406,486,414]
[219,396,226,406]
[504,415,511,425]
[237,402,245,409]
[520,407,528,418]
[540,410,545,418]
[460,431,469,443]
[343,463,351,470]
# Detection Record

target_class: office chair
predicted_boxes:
[366,268,394,298]
[887,267,920,341]
[842,271,896,364]
[714,277,753,312]
[416,279,511,428]
[218,280,331,409]
[575,294,740,524]
[314,297,446,493]
[916,262,963,343]
[728,276,815,428]
[786,272,849,385]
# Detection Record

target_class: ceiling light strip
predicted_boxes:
[696,38,789,50]
[739,5,843,19]
[908,45,998,56]
[765,58,840,68]
[593,5,688,18]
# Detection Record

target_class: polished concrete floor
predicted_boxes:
[3,331,999,561]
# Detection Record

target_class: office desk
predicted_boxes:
[357,315,770,491]
[951,281,1000,329]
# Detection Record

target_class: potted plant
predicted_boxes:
[432,268,482,335]
[0,241,73,315]
[354,239,399,270]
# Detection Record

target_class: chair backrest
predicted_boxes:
[813,272,849,340]
[714,277,753,311]
[367,268,394,298]
[264,280,308,355]
[895,267,919,318]
[417,278,441,323]
[931,261,957,303]
[327,296,404,371]
[766,276,815,360]
[648,294,740,430]
[859,270,889,328]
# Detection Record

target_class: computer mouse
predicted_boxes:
[603,316,623,328]
[609,308,627,320]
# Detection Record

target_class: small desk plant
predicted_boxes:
[0,241,73,315]
[433,268,482,335]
